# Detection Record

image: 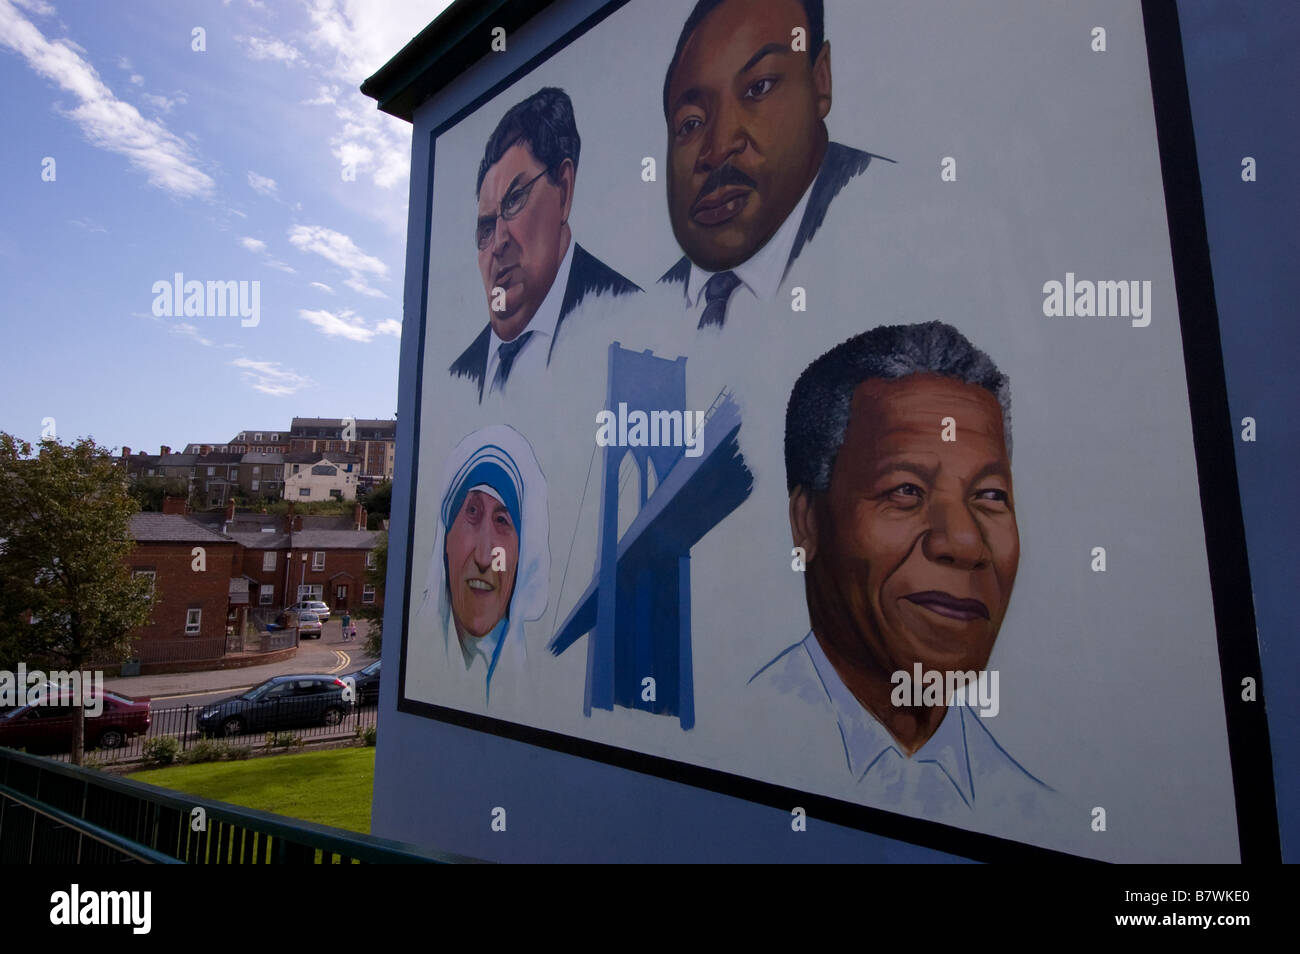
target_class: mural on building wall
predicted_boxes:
[398,0,1259,862]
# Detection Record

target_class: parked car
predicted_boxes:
[197,675,350,738]
[287,600,331,622]
[297,611,323,638]
[0,691,151,754]
[344,660,381,706]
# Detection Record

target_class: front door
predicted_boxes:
[336,584,348,612]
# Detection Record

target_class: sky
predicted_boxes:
[0,0,456,453]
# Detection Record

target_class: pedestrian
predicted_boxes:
[349,621,358,641]
[341,611,352,641]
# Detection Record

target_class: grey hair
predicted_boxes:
[784,321,1012,494]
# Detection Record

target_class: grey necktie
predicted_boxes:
[699,270,741,329]
[492,330,534,393]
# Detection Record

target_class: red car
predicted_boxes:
[0,691,151,753]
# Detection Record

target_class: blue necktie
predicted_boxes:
[492,330,534,393]
[699,271,741,329]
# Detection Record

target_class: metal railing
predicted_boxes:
[13,696,380,767]
[0,747,480,864]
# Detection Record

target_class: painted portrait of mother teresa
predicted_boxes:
[416,425,550,705]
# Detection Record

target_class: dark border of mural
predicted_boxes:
[394,0,1280,863]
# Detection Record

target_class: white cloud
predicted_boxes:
[247,170,278,196]
[0,1,215,197]
[310,281,335,294]
[231,358,311,397]
[140,90,185,114]
[240,236,267,253]
[288,225,388,285]
[344,275,387,299]
[302,84,338,106]
[14,0,54,15]
[374,318,401,338]
[129,73,143,85]
[70,217,107,233]
[172,322,214,347]
[266,259,296,274]
[303,0,451,194]
[299,307,375,342]
[241,35,303,64]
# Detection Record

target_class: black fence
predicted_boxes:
[6,696,379,767]
[0,747,480,863]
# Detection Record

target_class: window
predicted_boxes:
[297,584,323,601]
[260,584,274,606]
[229,467,238,479]
[239,432,246,441]
[366,551,376,569]
[253,466,260,475]
[293,464,300,474]
[255,433,262,442]
[312,551,325,570]
[299,488,311,497]
[133,569,156,598]
[262,551,276,571]
[362,584,375,604]
[185,608,201,635]
[271,433,278,441]
[146,468,155,477]
[251,480,260,491]
[207,466,215,476]
[329,489,342,500]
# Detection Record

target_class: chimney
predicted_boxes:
[224,498,236,523]
[283,500,295,535]
[162,496,188,515]
[353,502,368,532]
[160,445,171,457]
[122,446,131,458]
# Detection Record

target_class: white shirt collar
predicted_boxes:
[684,178,815,308]
[487,237,574,367]
[801,630,974,805]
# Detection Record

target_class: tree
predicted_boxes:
[126,475,192,512]
[362,480,392,526]
[356,531,387,658]
[0,433,155,764]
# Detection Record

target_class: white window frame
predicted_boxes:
[255,433,262,442]
[259,585,275,606]
[185,608,202,635]
[251,479,260,491]
[365,551,376,569]
[262,551,276,571]
[312,551,325,571]
[362,584,375,604]
[299,488,311,497]
[207,466,216,476]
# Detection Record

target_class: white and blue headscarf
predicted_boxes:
[418,425,549,703]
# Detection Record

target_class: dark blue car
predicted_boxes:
[197,675,349,737]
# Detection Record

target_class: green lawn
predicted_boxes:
[130,747,375,834]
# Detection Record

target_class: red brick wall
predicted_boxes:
[293,547,384,613]
[127,540,238,644]
[239,548,289,610]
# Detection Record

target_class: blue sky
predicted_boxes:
[0,0,454,453]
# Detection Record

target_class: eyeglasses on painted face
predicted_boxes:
[476,167,551,251]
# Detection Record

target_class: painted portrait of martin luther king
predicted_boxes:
[752,322,1058,828]
[658,0,893,331]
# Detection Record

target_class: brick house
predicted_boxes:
[126,503,239,664]
[125,499,383,666]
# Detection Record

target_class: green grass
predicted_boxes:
[131,747,374,834]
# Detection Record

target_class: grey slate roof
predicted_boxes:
[291,530,377,550]
[130,514,233,544]
[225,531,291,550]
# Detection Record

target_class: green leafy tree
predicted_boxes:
[127,475,192,513]
[361,480,391,528]
[357,531,387,658]
[0,433,155,764]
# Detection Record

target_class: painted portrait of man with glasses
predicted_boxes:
[449,87,641,401]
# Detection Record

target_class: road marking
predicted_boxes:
[330,651,350,674]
